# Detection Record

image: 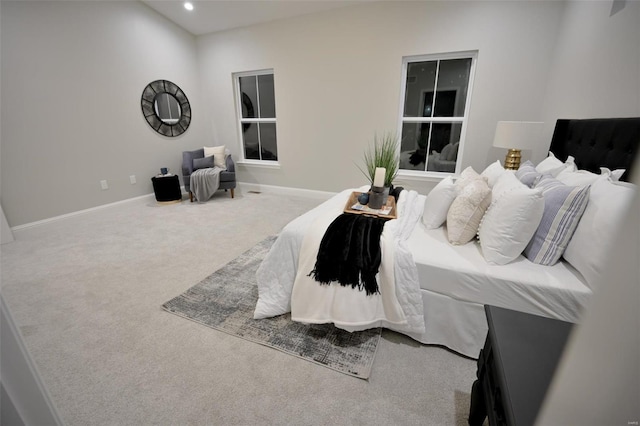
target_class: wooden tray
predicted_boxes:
[343,191,397,220]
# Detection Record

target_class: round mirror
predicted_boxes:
[141,80,191,137]
[154,92,181,124]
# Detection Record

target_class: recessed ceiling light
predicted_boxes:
[184,2,194,11]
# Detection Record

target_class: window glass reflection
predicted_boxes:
[243,123,260,160]
[239,76,258,118]
[258,74,276,118]
[434,59,471,117]
[259,123,278,160]
[399,123,430,171]
[403,61,436,118]
[426,123,462,172]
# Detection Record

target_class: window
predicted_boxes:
[234,70,277,162]
[398,52,476,173]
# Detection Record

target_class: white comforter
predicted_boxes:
[253,187,426,336]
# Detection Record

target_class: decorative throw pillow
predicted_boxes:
[193,156,214,171]
[563,177,637,288]
[204,145,227,170]
[422,176,457,229]
[556,166,626,186]
[446,179,492,245]
[515,160,542,188]
[481,160,508,188]
[455,166,486,193]
[536,152,575,177]
[600,167,625,181]
[556,169,599,186]
[491,168,525,199]
[523,175,590,265]
[478,172,544,265]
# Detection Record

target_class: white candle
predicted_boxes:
[373,167,386,187]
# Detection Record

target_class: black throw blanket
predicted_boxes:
[308,213,387,296]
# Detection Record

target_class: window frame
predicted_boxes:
[233,69,279,167]
[397,50,477,178]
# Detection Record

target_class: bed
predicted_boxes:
[254,117,639,358]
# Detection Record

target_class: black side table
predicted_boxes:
[151,174,182,203]
[469,306,574,426]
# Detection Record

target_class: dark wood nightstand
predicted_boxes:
[468,305,574,426]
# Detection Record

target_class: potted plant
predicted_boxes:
[358,131,400,188]
[357,132,400,208]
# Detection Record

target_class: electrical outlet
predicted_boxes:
[129,175,136,184]
[100,180,108,190]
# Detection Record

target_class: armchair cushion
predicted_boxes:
[204,145,227,170]
[193,156,214,171]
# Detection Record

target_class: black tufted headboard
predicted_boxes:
[549,117,640,182]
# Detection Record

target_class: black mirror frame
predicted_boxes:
[141,80,191,137]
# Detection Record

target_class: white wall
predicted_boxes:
[535,2,640,423]
[539,0,640,153]
[197,1,565,194]
[536,164,640,425]
[2,1,639,225]
[0,1,209,227]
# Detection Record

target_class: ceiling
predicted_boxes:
[141,0,367,36]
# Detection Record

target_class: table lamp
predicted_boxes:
[492,121,543,170]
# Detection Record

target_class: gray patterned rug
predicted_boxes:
[162,236,381,379]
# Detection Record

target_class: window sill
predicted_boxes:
[396,169,456,183]
[236,160,281,170]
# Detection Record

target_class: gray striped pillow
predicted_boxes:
[523,175,590,265]
[516,160,542,188]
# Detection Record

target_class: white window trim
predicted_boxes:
[396,50,477,178]
[233,68,279,166]
[236,159,280,169]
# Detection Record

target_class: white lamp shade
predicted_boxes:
[492,121,543,150]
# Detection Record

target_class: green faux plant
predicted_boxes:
[358,131,400,187]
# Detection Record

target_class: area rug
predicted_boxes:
[162,236,381,379]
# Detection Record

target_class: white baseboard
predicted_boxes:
[10,184,334,232]
[238,182,335,200]
[11,193,156,232]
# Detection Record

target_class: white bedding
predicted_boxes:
[406,224,592,323]
[254,187,593,358]
[254,187,427,336]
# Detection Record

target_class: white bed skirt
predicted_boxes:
[403,289,488,359]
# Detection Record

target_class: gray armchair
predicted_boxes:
[182,148,236,202]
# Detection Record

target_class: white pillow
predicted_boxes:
[556,166,626,186]
[491,168,525,199]
[556,169,599,186]
[536,152,576,177]
[455,166,485,193]
[446,179,492,245]
[562,177,637,288]
[204,145,227,170]
[422,177,457,229]
[600,167,625,181]
[478,173,545,265]
[481,160,508,188]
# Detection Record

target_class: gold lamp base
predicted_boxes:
[504,149,522,170]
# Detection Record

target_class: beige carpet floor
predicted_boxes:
[1,187,477,425]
